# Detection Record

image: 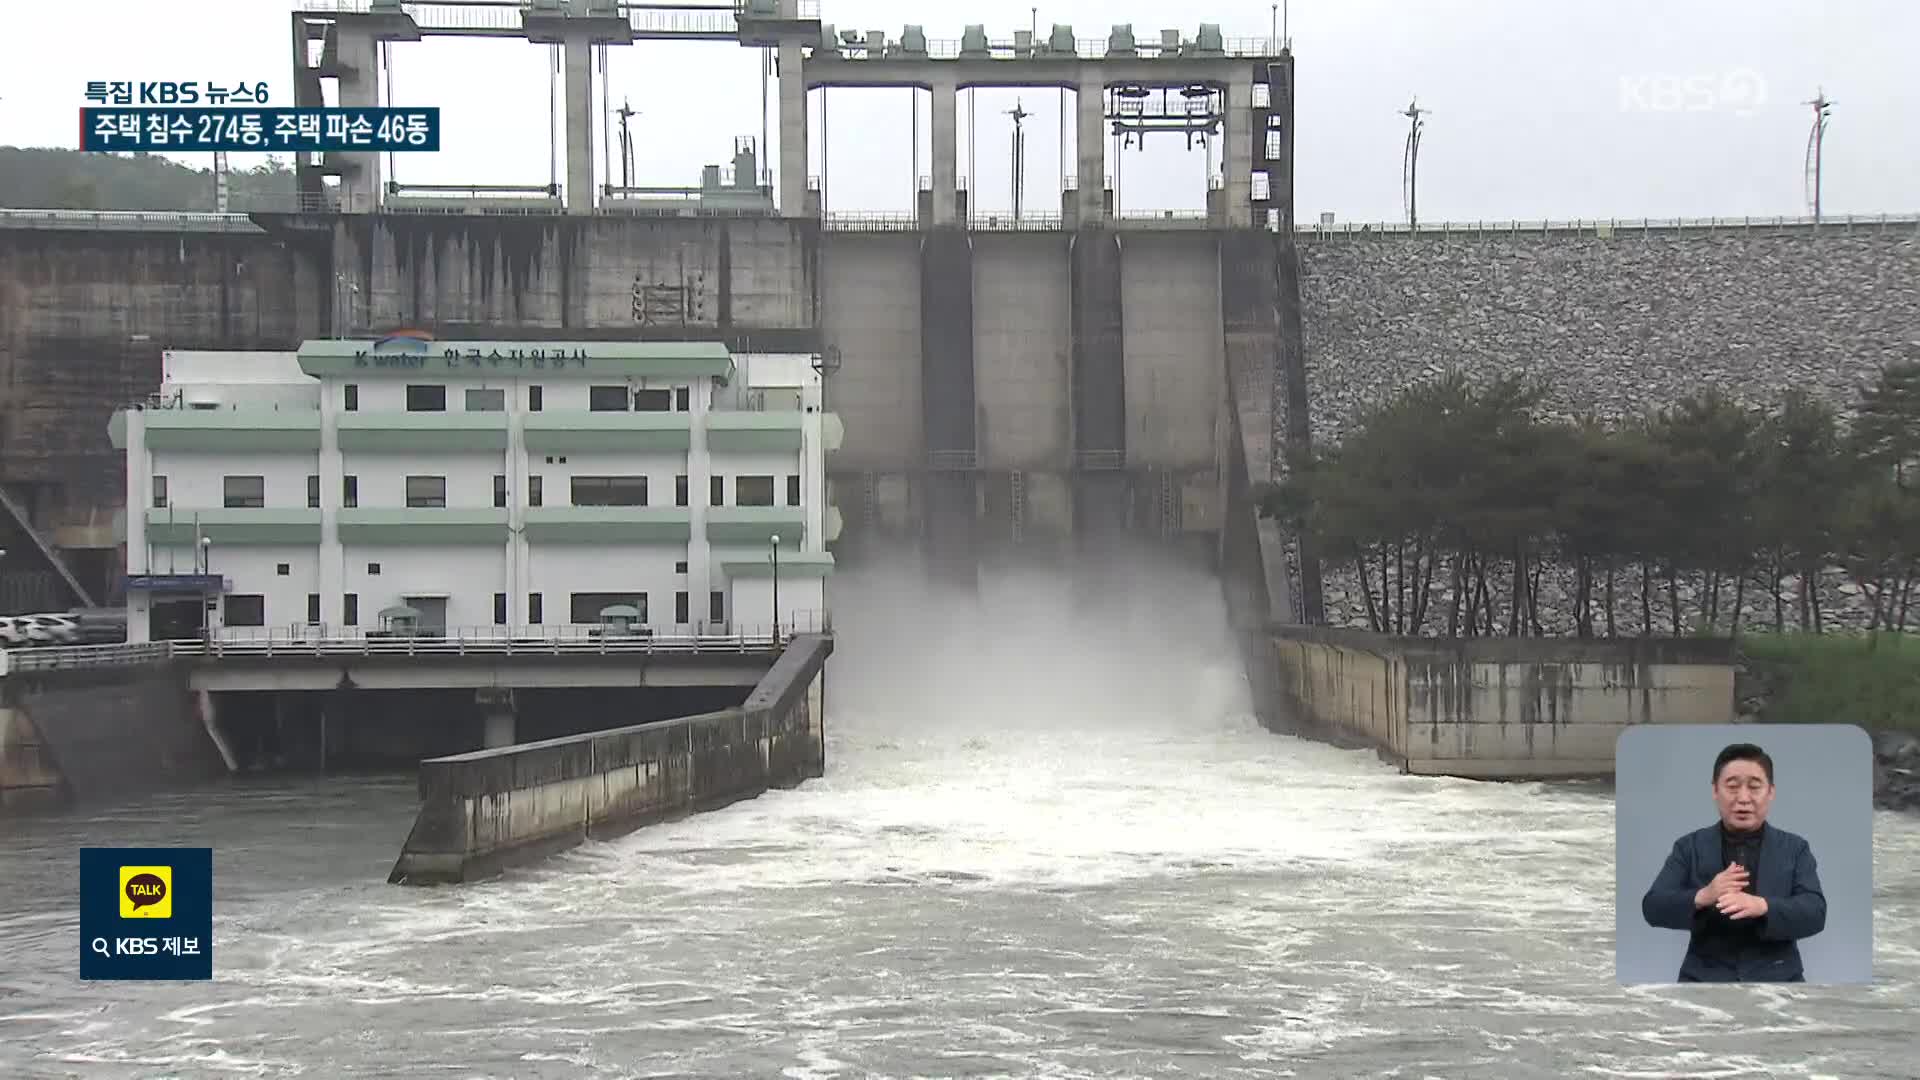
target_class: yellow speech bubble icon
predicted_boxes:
[119,865,172,919]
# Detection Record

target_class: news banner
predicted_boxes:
[79,80,438,153]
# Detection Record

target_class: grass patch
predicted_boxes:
[1738,631,1920,734]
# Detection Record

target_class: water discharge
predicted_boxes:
[1,553,1916,1078]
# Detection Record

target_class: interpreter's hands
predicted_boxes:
[1716,892,1769,921]
[1694,862,1750,909]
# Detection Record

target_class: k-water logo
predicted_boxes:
[373,328,435,353]
[80,848,212,981]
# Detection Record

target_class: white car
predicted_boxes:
[0,617,27,647]
[22,614,81,645]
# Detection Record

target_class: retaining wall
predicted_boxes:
[1268,626,1735,779]
[388,634,832,884]
[0,661,225,815]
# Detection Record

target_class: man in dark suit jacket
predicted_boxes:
[1641,742,1827,982]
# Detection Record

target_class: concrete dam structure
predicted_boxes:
[1,1,1916,632]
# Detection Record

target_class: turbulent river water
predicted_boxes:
[2,559,1916,1079]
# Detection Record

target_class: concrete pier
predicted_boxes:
[388,634,832,885]
[920,230,979,586]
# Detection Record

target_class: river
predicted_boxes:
[2,558,1916,1078]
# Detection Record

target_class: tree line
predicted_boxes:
[1,148,294,211]
[1257,361,1920,638]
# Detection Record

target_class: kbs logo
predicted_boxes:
[119,865,172,919]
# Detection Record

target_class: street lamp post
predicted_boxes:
[769,532,781,644]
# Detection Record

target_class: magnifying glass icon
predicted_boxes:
[89,937,110,958]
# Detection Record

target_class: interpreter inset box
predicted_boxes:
[1614,724,1872,985]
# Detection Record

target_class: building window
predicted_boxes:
[367,562,381,575]
[786,475,801,506]
[675,475,689,507]
[308,474,321,508]
[494,593,508,625]
[405,475,447,508]
[307,594,322,625]
[709,591,724,624]
[710,476,724,506]
[344,593,359,626]
[675,591,689,624]
[572,476,648,507]
[224,594,266,627]
[276,563,291,576]
[343,475,359,508]
[736,475,775,507]
[674,386,691,412]
[675,560,688,573]
[529,385,543,412]
[529,475,543,507]
[151,475,168,509]
[529,593,543,625]
[405,384,447,412]
[634,388,672,412]
[466,388,506,412]
[344,384,359,411]
[493,475,508,508]
[223,475,265,508]
[571,592,646,624]
[589,385,630,412]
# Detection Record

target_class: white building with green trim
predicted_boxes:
[108,339,840,643]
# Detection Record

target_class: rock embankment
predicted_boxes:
[1873,730,1920,814]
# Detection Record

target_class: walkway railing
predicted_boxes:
[1294,213,1920,239]
[1,619,831,672]
[170,632,781,659]
[0,642,175,675]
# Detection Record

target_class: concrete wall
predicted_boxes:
[1268,626,1736,779]
[1120,233,1224,470]
[0,661,226,815]
[387,633,832,884]
[820,234,922,469]
[973,234,1071,469]
[0,227,326,576]
[332,216,816,344]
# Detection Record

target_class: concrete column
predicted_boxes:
[688,377,712,629]
[563,34,596,214]
[930,73,959,226]
[332,27,381,212]
[777,42,808,216]
[483,709,516,749]
[1223,68,1255,228]
[1076,74,1106,224]
[199,690,239,772]
[318,381,344,629]
[801,370,825,553]
[124,409,151,642]
[508,382,529,627]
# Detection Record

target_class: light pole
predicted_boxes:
[769,533,781,643]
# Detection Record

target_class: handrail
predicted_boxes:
[1294,214,1920,238]
[168,632,783,658]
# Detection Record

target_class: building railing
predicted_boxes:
[1295,213,1920,238]
[0,642,176,675]
[0,209,268,233]
[300,1,793,34]
[837,35,1280,62]
[0,617,833,672]
[170,631,782,659]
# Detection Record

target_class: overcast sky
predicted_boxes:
[2,0,1914,222]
